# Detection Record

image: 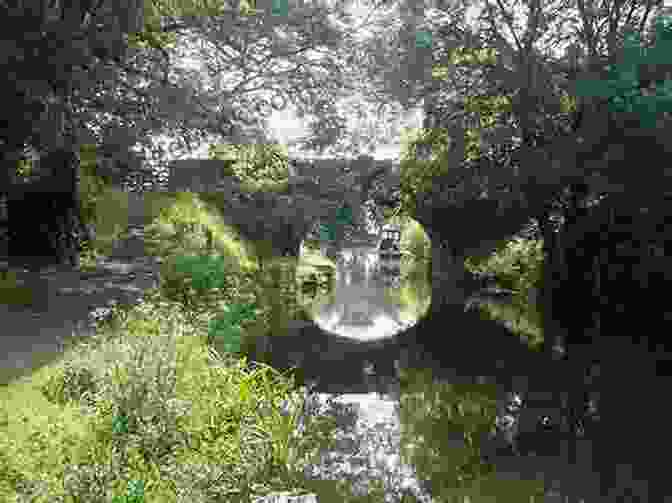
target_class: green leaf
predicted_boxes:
[272,0,288,16]
[112,413,130,436]
[416,30,432,49]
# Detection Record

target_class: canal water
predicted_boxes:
[236,243,599,502]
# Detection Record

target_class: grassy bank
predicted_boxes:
[0,188,340,502]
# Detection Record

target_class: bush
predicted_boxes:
[40,312,327,503]
[158,253,234,316]
[206,301,259,355]
[465,237,543,296]
[157,252,265,346]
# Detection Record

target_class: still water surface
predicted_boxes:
[240,245,596,502]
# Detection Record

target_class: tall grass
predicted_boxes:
[0,189,333,502]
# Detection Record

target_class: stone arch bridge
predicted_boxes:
[120,150,541,283]
[122,153,538,291]
[120,155,551,398]
[123,155,404,258]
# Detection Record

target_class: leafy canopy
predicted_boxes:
[574,14,672,129]
[207,143,291,192]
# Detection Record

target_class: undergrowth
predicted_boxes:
[0,187,434,503]
[0,189,333,502]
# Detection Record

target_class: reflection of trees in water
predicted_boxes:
[297,392,431,502]
[390,344,605,502]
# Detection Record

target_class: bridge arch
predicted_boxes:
[125,155,405,261]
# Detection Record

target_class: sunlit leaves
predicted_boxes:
[432,64,452,80]
[126,0,183,52]
[397,128,453,219]
[452,46,498,66]
[208,143,291,190]
[298,91,408,159]
[558,92,577,113]
[464,94,512,130]
[465,236,543,293]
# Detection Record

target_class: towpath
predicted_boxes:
[0,222,166,386]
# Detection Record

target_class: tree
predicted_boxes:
[356,0,665,196]
[332,3,672,499]
[70,0,371,196]
[288,0,437,157]
[293,88,410,160]
[200,148,397,262]
[366,0,663,345]
[207,142,291,191]
[1,0,362,266]
[393,3,671,500]
[0,0,149,267]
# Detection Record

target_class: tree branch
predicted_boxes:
[494,0,524,53]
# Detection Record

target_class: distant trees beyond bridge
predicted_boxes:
[120,156,402,258]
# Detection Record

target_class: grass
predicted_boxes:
[0,188,345,502]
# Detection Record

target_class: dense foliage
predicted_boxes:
[4,0,672,500]
[465,237,543,295]
[207,143,292,192]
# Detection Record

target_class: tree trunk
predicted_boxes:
[6,147,92,269]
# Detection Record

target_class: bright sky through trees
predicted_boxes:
[136,0,425,165]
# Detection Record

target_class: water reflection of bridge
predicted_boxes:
[248,304,572,401]
[248,321,411,397]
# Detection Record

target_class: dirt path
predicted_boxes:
[0,224,167,386]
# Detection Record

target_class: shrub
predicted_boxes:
[465,237,543,296]
[48,320,191,502]
[45,317,324,502]
[2,283,369,502]
[157,253,234,317]
[206,302,259,355]
[156,251,269,356]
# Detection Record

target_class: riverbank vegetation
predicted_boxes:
[0,184,383,502]
[463,234,544,348]
[4,0,672,499]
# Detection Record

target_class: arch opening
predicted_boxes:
[297,213,431,342]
